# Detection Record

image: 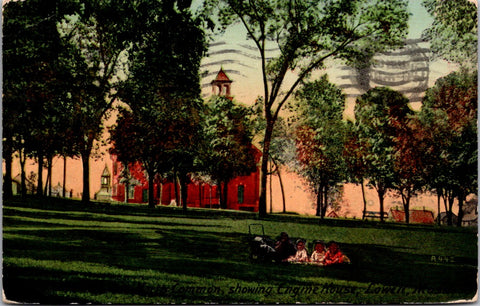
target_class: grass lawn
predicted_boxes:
[3,196,477,304]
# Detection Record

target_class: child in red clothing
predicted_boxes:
[324,241,350,266]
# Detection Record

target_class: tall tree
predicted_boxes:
[422,0,477,69]
[419,70,477,226]
[112,0,207,210]
[293,75,346,218]
[203,0,409,216]
[199,96,257,209]
[354,87,411,222]
[343,120,369,220]
[391,109,424,224]
[3,0,78,198]
[57,0,134,203]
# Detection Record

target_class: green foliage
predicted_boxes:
[419,70,477,225]
[293,75,347,217]
[202,0,409,216]
[3,0,81,197]
[198,96,257,207]
[110,0,207,208]
[422,0,477,68]
[354,87,412,220]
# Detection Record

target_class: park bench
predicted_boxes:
[363,210,388,220]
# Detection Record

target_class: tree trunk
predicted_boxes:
[178,172,188,212]
[19,148,27,199]
[270,156,286,213]
[456,191,465,227]
[377,185,386,222]
[258,119,274,217]
[277,168,286,213]
[81,153,90,204]
[437,192,441,225]
[37,151,44,196]
[222,179,229,209]
[124,180,129,203]
[316,185,322,218]
[47,156,53,196]
[159,182,163,205]
[3,136,13,199]
[442,193,449,225]
[269,160,273,213]
[402,194,410,224]
[173,168,179,206]
[63,156,67,198]
[148,170,155,209]
[322,185,329,218]
[447,193,455,226]
[123,162,129,203]
[361,180,367,220]
[198,183,202,207]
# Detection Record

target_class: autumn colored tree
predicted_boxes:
[391,112,425,224]
[354,87,412,222]
[294,76,347,218]
[419,70,477,226]
[199,96,257,209]
[203,0,409,217]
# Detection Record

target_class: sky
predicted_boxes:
[198,0,458,114]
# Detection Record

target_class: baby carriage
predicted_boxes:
[248,224,276,263]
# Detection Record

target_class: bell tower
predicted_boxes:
[211,67,233,98]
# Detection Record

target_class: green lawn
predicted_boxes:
[3,197,477,304]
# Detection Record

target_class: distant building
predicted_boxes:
[327,211,339,218]
[11,174,36,195]
[108,68,262,212]
[461,196,478,227]
[390,208,435,224]
[437,212,458,225]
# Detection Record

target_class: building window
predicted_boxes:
[101,176,109,186]
[238,185,244,204]
[142,189,148,203]
[128,185,135,199]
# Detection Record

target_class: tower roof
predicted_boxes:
[211,67,232,83]
[101,164,110,177]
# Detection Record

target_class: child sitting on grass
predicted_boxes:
[310,240,327,265]
[324,241,350,266]
[286,239,309,263]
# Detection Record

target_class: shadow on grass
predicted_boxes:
[3,197,478,304]
[6,196,476,235]
[4,206,226,229]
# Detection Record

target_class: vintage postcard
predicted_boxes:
[2,0,477,304]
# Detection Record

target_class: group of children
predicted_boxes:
[275,232,350,266]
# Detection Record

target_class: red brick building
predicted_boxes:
[110,68,261,211]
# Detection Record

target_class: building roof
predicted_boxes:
[211,67,232,83]
[101,165,110,177]
[327,211,339,218]
[390,209,435,224]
